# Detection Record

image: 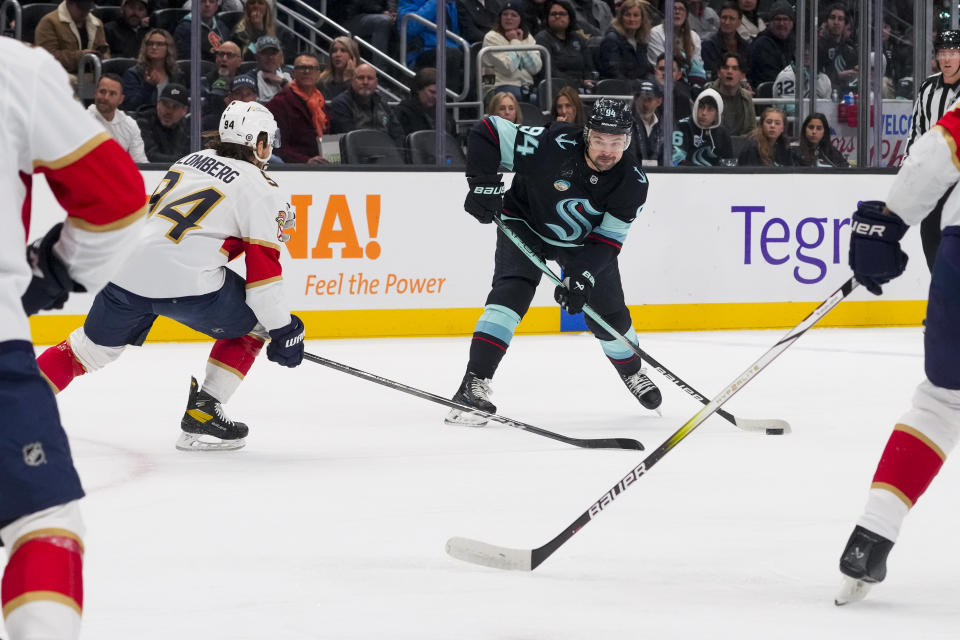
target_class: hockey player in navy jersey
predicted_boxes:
[836,95,960,604]
[35,100,305,452]
[446,97,662,426]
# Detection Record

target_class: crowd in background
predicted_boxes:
[3,0,935,165]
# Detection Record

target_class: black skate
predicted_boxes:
[177,376,249,451]
[621,369,662,411]
[835,525,894,605]
[445,371,496,427]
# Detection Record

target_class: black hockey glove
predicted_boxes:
[464,175,505,224]
[22,223,80,316]
[554,270,595,314]
[267,314,305,367]
[848,200,909,296]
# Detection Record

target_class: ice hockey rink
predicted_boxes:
[5,324,960,639]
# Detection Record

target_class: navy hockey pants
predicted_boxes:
[925,227,960,389]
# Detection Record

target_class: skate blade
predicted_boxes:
[834,576,872,606]
[176,431,246,452]
[444,409,489,427]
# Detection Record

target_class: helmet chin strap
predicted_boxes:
[254,144,271,165]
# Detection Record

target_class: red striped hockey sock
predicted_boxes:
[871,424,946,508]
[36,341,87,393]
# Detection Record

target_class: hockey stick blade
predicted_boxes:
[303,352,643,451]
[493,217,790,435]
[446,278,858,571]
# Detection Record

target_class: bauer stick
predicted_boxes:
[303,352,643,451]
[446,277,858,571]
[493,216,790,435]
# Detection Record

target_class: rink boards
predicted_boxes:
[27,169,924,343]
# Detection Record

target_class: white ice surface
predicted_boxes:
[5,327,960,639]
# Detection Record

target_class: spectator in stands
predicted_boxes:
[174,0,226,62]
[817,3,858,92]
[396,67,451,136]
[345,0,396,54]
[35,0,109,74]
[137,82,190,162]
[399,0,465,93]
[87,73,148,162]
[205,40,242,104]
[458,0,499,42]
[791,112,848,167]
[266,53,328,163]
[882,17,911,84]
[631,79,663,165]
[648,0,706,87]
[569,0,612,38]
[247,35,291,102]
[328,63,405,144]
[104,0,148,59]
[550,85,585,124]
[738,106,792,166]
[486,90,521,123]
[654,52,692,121]
[706,51,754,135]
[597,0,652,84]
[772,55,832,115]
[318,36,359,100]
[736,0,763,43]
[482,1,543,102]
[121,27,179,111]
[701,3,749,80]
[522,0,550,36]
[231,0,294,61]
[535,0,595,91]
[686,0,718,40]
[202,73,258,131]
[746,0,793,88]
[672,86,732,165]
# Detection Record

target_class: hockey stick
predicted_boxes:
[446,277,858,571]
[493,216,790,435]
[302,352,643,451]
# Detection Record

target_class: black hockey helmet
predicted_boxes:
[585,97,634,135]
[936,29,960,51]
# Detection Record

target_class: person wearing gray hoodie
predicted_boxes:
[671,86,733,165]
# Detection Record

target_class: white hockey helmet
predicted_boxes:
[219,100,280,150]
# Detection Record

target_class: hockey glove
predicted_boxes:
[277,202,296,243]
[554,270,595,314]
[464,175,505,224]
[267,314,305,367]
[22,223,80,316]
[848,200,909,296]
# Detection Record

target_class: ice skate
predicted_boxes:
[177,376,249,451]
[834,525,894,606]
[621,368,662,412]
[445,371,496,427]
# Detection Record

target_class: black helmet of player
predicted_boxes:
[583,97,633,171]
[936,29,960,51]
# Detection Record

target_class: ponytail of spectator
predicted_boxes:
[551,86,584,125]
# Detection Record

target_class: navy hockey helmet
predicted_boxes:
[585,97,634,135]
[936,29,960,51]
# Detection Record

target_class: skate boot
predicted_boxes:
[835,525,894,606]
[445,371,496,427]
[177,376,249,451]
[621,368,662,411]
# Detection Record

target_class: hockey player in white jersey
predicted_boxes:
[1,36,147,640]
[836,97,960,604]
[37,100,305,452]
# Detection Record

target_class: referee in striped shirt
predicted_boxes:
[909,30,960,271]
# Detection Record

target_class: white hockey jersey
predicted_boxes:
[112,148,291,331]
[1,36,147,343]
[887,98,960,228]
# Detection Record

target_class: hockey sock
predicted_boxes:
[599,327,642,377]
[2,513,84,640]
[468,304,521,379]
[36,341,87,393]
[202,334,265,403]
[858,424,945,541]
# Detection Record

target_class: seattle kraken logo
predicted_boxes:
[548,199,602,241]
